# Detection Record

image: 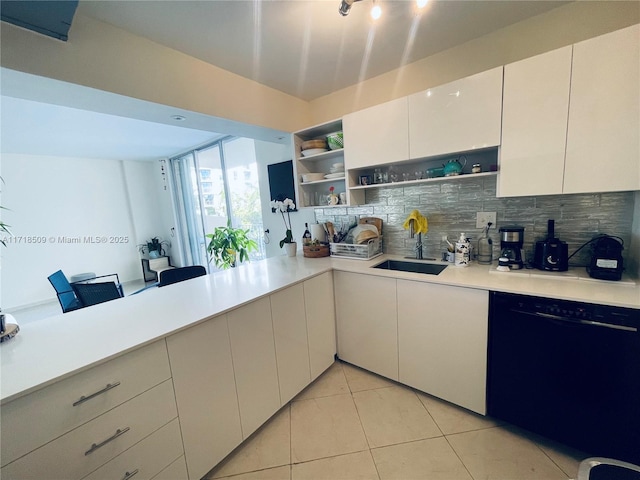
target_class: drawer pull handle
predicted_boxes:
[122,469,139,480]
[73,382,121,406]
[85,427,130,456]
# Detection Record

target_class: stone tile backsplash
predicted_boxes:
[314,176,635,267]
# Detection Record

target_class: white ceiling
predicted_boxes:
[2,0,570,162]
[77,0,569,101]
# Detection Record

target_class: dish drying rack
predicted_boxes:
[330,237,383,260]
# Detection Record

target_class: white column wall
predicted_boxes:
[256,141,314,259]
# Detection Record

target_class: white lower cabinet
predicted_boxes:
[271,283,311,405]
[227,297,281,438]
[304,272,337,380]
[334,271,398,381]
[83,419,184,480]
[1,340,171,468]
[166,317,242,480]
[1,380,178,480]
[397,280,488,414]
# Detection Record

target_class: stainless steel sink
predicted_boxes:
[372,260,447,275]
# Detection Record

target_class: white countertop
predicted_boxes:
[1,254,638,404]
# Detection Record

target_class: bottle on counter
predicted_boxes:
[455,232,470,267]
[302,223,312,246]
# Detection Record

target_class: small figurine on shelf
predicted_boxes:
[327,186,339,205]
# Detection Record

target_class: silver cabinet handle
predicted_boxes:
[73,382,121,406]
[122,469,139,480]
[85,427,130,456]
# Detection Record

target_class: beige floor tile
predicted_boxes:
[447,426,569,480]
[211,407,291,478]
[292,451,379,480]
[417,392,502,435]
[214,465,291,480]
[372,437,473,480]
[291,393,369,463]
[513,426,589,479]
[342,362,396,393]
[294,362,349,400]
[353,386,442,448]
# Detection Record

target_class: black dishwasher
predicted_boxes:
[487,291,640,464]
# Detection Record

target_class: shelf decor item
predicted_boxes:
[271,198,297,255]
[206,221,258,269]
[137,237,170,258]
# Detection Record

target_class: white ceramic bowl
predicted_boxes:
[302,173,325,183]
[301,148,328,157]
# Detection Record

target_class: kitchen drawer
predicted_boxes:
[1,380,177,480]
[151,456,188,480]
[82,418,183,480]
[1,340,171,467]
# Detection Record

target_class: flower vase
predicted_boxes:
[284,242,297,257]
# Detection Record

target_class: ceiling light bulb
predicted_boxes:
[416,0,428,8]
[370,4,381,20]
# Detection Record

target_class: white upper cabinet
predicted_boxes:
[564,24,640,193]
[408,67,503,159]
[343,97,409,169]
[498,46,572,197]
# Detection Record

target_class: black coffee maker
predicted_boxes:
[499,226,525,270]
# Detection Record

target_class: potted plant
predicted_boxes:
[138,237,170,258]
[271,198,297,256]
[206,221,258,269]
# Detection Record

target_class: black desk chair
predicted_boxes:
[72,281,123,308]
[48,270,124,313]
[47,270,83,313]
[158,266,206,287]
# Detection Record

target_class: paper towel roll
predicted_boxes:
[311,224,326,243]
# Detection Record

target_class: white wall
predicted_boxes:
[1,154,171,308]
[256,140,315,258]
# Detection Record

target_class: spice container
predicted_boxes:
[472,164,482,174]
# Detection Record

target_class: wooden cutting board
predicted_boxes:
[359,217,382,234]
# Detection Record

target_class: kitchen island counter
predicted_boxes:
[2,254,638,404]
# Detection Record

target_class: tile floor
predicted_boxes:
[206,361,588,480]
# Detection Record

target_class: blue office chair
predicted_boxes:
[47,270,83,313]
[158,265,206,287]
[48,270,124,313]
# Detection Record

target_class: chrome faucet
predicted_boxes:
[408,219,423,260]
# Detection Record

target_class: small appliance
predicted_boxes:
[587,236,624,281]
[498,226,524,270]
[533,219,568,272]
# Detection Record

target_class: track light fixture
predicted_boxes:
[338,0,360,16]
[339,0,427,17]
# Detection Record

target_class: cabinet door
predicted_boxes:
[166,317,242,480]
[271,284,311,405]
[498,47,572,197]
[409,67,503,159]
[304,272,337,380]
[397,280,488,415]
[227,297,281,438]
[343,97,409,169]
[334,271,398,381]
[565,24,640,193]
